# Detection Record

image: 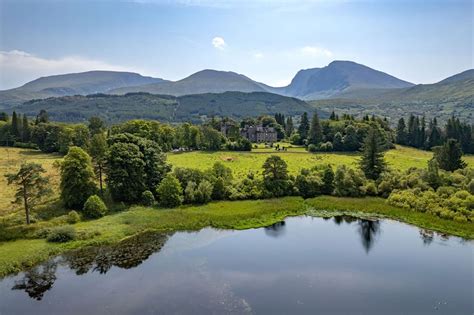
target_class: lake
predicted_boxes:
[0,216,472,314]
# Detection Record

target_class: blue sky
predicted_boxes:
[0,0,472,89]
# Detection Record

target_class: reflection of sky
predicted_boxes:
[0,216,472,314]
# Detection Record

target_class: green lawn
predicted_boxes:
[168,145,474,177]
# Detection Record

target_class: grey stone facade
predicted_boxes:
[240,125,277,143]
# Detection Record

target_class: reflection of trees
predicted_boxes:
[357,220,381,254]
[419,229,434,245]
[264,221,286,238]
[333,215,358,225]
[64,232,170,274]
[12,261,57,300]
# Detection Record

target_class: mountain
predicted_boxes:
[110,69,273,96]
[281,61,414,99]
[14,91,316,123]
[0,71,164,107]
[310,70,474,123]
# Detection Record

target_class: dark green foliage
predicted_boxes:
[262,155,291,197]
[89,133,108,194]
[334,165,366,197]
[199,126,224,150]
[60,147,97,209]
[308,112,322,145]
[83,195,107,219]
[433,139,467,171]
[5,162,52,224]
[194,180,213,204]
[321,166,335,195]
[285,116,294,136]
[396,118,407,145]
[226,137,252,151]
[107,142,146,202]
[141,190,156,206]
[21,115,30,142]
[47,226,76,243]
[88,116,105,135]
[295,170,322,198]
[297,112,309,142]
[212,177,227,200]
[359,128,387,180]
[11,111,21,139]
[0,112,8,121]
[423,159,442,190]
[107,133,170,201]
[35,110,49,124]
[156,174,183,208]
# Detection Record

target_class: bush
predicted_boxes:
[47,226,76,243]
[83,195,107,219]
[66,210,81,224]
[468,180,474,194]
[307,144,317,152]
[141,190,155,206]
[195,180,213,204]
[156,174,183,208]
[319,141,333,152]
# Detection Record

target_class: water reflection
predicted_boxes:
[12,261,57,301]
[264,221,286,238]
[419,229,434,245]
[357,219,381,253]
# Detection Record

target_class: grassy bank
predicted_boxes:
[1,196,473,278]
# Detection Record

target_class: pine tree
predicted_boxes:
[433,139,466,171]
[11,111,21,140]
[308,112,323,145]
[285,116,294,137]
[22,115,30,142]
[359,128,387,180]
[298,112,310,141]
[396,117,407,145]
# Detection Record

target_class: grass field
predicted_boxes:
[168,145,474,177]
[0,148,62,217]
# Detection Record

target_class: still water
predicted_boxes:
[0,216,472,314]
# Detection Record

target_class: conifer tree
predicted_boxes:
[359,128,387,180]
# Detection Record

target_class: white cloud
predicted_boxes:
[212,37,227,50]
[300,46,333,57]
[253,52,264,59]
[0,50,138,90]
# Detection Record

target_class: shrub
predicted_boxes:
[307,144,317,152]
[364,181,378,196]
[319,141,333,152]
[66,210,81,224]
[141,190,155,206]
[195,180,213,204]
[184,181,197,203]
[468,180,474,194]
[83,195,107,219]
[156,174,183,207]
[47,226,76,243]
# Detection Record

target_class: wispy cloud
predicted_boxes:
[212,36,227,50]
[0,50,139,90]
[300,46,333,57]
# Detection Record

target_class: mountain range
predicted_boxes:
[0,61,472,124]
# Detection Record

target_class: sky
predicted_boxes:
[0,0,472,90]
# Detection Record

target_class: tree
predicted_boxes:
[89,133,108,194]
[308,112,323,146]
[6,163,52,224]
[262,155,290,197]
[285,116,294,137]
[60,146,97,209]
[321,165,335,195]
[396,118,407,145]
[297,112,309,142]
[195,180,213,204]
[0,112,8,121]
[433,139,466,171]
[332,132,343,151]
[35,110,49,124]
[22,115,30,142]
[359,128,386,180]
[11,111,21,140]
[88,116,105,135]
[156,174,183,207]
[423,159,442,190]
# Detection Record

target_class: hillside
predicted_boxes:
[14,91,316,123]
[111,70,273,96]
[0,71,164,108]
[280,61,414,99]
[310,73,474,123]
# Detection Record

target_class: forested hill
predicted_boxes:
[13,91,316,123]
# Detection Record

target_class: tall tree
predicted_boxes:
[308,112,323,146]
[22,115,30,142]
[359,128,387,180]
[6,163,52,224]
[396,118,407,145]
[35,110,49,124]
[60,146,97,209]
[298,112,310,141]
[433,139,466,171]
[262,155,290,197]
[88,116,106,135]
[11,111,21,140]
[89,133,108,194]
[285,116,294,137]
